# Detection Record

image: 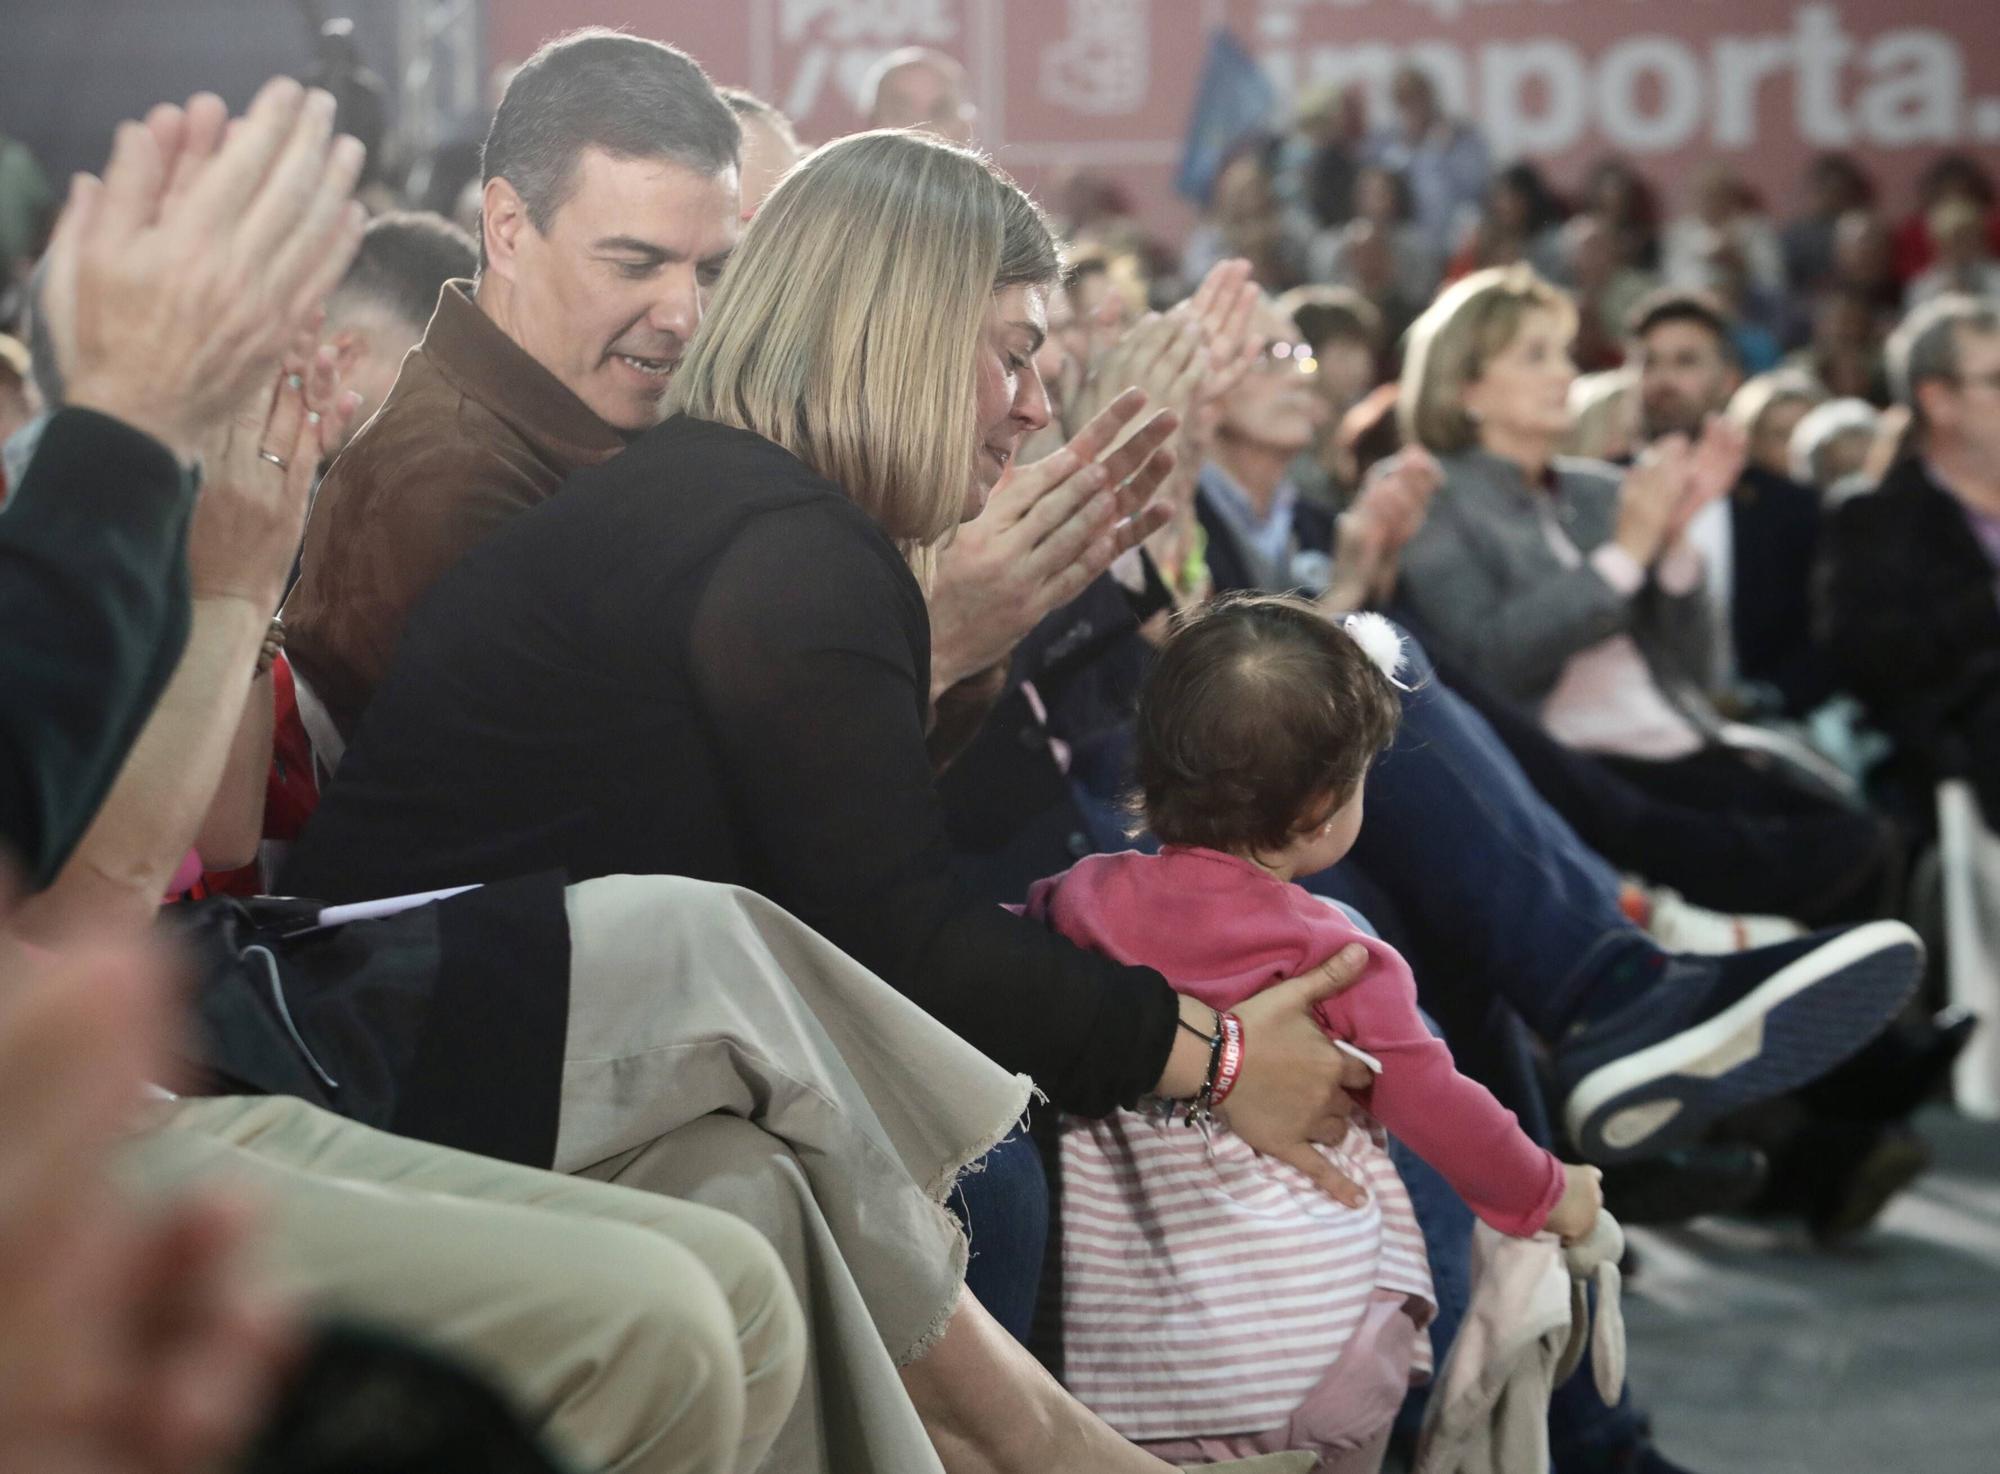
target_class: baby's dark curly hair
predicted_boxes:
[1134,593,1403,853]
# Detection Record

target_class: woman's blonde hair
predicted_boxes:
[1398,265,1576,454]
[667,130,1058,579]
[1563,368,1638,461]
[1724,367,1826,439]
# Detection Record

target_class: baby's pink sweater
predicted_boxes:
[1026,846,1565,1236]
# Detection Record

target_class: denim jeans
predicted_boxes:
[1346,631,1640,1038]
[948,1127,1050,1344]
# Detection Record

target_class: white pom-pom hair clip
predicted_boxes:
[1341,611,1412,692]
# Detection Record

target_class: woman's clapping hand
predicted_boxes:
[930,389,1179,696]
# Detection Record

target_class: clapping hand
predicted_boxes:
[1173,259,1264,463]
[1355,446,1442,559]
[1071,259,1262,461]
[1323,446,1442,613]
[1663,414,1747,549]
[1183,258,1264,413]
[1069,312,1207,456]
[940,256,1269,677]
[1613,434,1692,568]
[930,389,1179,697]
[190,325,363,615]
[42,80,366,464]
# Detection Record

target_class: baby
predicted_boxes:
[1026,593,1601,1473]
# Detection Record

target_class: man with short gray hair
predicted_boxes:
[1823,293,2000,824]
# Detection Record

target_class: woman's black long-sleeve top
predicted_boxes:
[283,415,1179,1116]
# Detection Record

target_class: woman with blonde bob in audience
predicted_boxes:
[290,128,1361,1474]
[1389,255,1914,981]
[1394,266,1727,725]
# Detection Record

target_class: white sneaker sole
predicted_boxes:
[1564,921,1923,1163]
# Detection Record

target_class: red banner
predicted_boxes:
[486,1,2000,236]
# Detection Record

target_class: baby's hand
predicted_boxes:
[1547,1163,1604,1242]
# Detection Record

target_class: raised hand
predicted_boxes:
[930,389,1179,697]
[1613,434,1691,568]
[1069,312,1207,452]
[1185,257,1264,411]
[1360,446,1442,557]
[1321,508,1391,617]
[190,334,363,614]
[1665,414,1747,548]
[44,79,367,463]
[1323,447,1442,612]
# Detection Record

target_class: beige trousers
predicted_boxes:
[136,1094,804,1474]
[147,875,1032,1474]
[554,876,1036,1474]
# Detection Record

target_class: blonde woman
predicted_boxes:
[1395,265,1733,728]
[288,130,1365,1474]
[1387,261,1920,1137]
[1725,368,1826,479]
[1562,367,1638,463]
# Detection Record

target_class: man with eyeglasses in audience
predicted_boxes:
[1825,295,2000,833]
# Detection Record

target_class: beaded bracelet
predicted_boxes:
[1179,1010,1244,1128]
[254,616,286,679]
[1174,1007,1221,1124]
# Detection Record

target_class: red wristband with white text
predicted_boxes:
[1210,1012,1245,1107]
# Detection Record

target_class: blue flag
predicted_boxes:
[1177,28,1278,206]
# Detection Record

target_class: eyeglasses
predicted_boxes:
[1257,340,1319,376]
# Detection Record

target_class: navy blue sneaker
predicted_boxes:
[1556,921,1923,1164]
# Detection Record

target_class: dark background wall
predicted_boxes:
[0,0,413,186]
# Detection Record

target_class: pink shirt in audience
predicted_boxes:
[1536,510,1708,760]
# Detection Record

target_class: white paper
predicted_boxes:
[317,884,481,928]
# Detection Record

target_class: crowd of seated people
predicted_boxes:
[0,26,1993,1474]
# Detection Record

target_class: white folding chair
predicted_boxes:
[1936,779,2000,1118]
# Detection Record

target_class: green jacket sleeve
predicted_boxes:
[0,408,194,884]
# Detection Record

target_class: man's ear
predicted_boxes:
[482,176,532,283]
[328,325,368,373]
